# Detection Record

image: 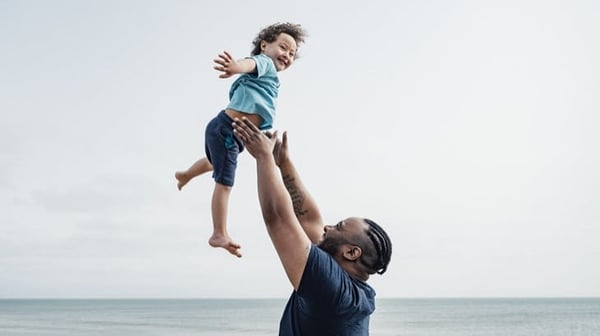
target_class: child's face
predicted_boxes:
[260,33,298,72]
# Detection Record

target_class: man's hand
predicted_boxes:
[233,117,277,159]
[213,51,245,79]
[271,131,290,168]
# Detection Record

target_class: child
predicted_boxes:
[175,22,307,258]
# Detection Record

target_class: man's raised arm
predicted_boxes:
[272,132,324,244]
[232,118,312,290]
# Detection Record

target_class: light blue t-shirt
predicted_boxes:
[227,54,279,130]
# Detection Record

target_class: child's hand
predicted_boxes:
[213,51,242,79]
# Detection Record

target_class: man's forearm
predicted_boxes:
[257,158,296,225]
[248,140,312,291]
[278,160,324,243]
[281,164,309,218]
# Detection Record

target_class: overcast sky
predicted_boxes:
[1,0,599,298]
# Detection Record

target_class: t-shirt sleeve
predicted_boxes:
[296,245,358,312]
[249,54,275,78]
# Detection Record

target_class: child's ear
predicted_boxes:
[261,41,267,50]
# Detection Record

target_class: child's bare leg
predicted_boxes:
[175,157,213,190]
[208,182,241,257]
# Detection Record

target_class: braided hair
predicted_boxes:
[363,218,392,275]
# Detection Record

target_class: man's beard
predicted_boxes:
[318,236,345,256]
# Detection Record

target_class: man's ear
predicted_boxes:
[342,245,363,261]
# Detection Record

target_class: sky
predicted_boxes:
[1,0,599,299]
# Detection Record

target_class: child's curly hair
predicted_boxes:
[251,22,307,57]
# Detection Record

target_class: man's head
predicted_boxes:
[251,22,307,71]
[318,217,392,280]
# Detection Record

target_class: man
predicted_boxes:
[232,117,393,335]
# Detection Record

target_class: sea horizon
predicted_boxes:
[2,297,600,335]
[2,296,599,300]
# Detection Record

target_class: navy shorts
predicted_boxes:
[205,111,244,187]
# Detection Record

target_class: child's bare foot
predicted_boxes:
[209,235,242,258]
[175,171,191,190]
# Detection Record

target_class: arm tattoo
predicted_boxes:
[282,174,308,217]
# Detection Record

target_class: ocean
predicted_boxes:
[1,298,599,335]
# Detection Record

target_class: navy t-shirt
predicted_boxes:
[279,245,376,336]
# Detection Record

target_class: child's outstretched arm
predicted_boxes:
[213,51,256,79]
